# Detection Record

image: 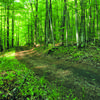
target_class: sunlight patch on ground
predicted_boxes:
[55,70,72,78]
[25,51,37,55]
[0,51,15,58]
[34,65,48,69]
[15,48,42,59]
[20,49,36,55]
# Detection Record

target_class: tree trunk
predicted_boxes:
[35,0,38,44]
[65,0,68,46]
[80,0,86,47]
[88,0,92,42]
[61,0,66,46]
[31,12,33,44]
[95,0,99,40]
[17,16,20,46]
[7,5,9,49]
[45,0,49,47]
[0,8,3,52]
[12,0,14,47]
[75,0,79,47]
[48,0,55,47]
[4,5,7,51]
[48,0,52,43]
[29,0,35,45]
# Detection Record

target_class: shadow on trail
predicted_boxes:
[71,67,100,85]
[55,63,100,85]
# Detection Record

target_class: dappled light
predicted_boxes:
[34,65,48,69]
[0,0,100,99]
[55,70,72,78]
[14,46,100,100]
[0,46,100,100]
[0,51,15,58]
[1,44,100,99]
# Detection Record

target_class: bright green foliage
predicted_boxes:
[0,0,100,51]
[0,50,79,99]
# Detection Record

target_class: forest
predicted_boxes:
[0,0,100,100]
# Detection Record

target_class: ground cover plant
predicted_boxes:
[34,44,100,100]
[0,49,79,100]
[0,0,100,99]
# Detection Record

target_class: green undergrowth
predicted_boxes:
[0,50,79,100]
[44,44,100,63]
[33,43,100,65]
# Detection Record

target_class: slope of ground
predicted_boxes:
[0,49,65,100]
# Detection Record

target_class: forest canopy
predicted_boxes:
[0,0,100,51]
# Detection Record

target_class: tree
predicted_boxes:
[95,0,99,40]
[45,0,49,47]
[75,0,79,47]
[35,0,38,44]
[4,4,7,50]
[65,0,68,46]
[61,0,66,46]
[0,0,100,51]
[7,2,10,49]
[48,0,55,47]
[12,0,15,47]
[0,7,3,52]
[17,14,20,46]
[88,0,92,42]
[48,0,52,43]
[28,13,30,45]
[80,0,86,47]
[29,0,34,45]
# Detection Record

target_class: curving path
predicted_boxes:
[15,46,100,100]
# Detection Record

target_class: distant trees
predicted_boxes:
[0,0,100,52]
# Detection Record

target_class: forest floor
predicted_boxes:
[15,44,100,100]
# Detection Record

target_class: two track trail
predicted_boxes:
[15,46,100,100]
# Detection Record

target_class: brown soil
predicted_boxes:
[15,46,100,100]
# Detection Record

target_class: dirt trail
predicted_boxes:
[15,47,100,100]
